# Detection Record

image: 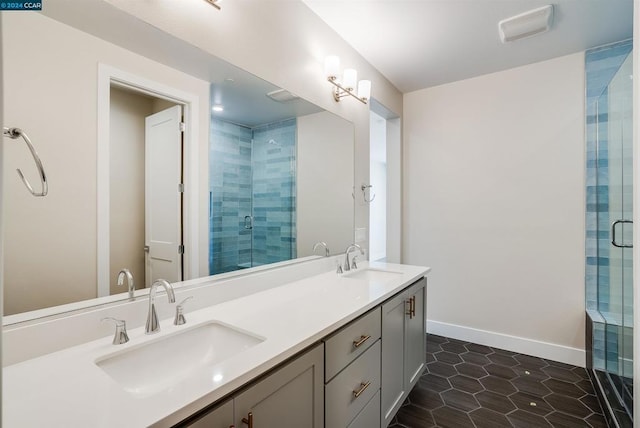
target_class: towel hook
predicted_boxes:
[361,184,375,203]
[3,127,48,197]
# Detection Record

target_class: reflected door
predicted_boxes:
[145,105,183,286]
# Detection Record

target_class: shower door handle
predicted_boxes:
[611,220,633,248]
[244,215,253,230]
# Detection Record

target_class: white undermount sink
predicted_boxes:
[95,321,264,397]
[343,267,403,282]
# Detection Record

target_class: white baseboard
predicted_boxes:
[427,320,586,368]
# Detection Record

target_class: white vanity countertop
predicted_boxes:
[3,261,430,427]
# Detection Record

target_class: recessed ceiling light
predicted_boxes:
[212,105,224,112]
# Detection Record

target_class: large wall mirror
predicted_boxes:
[2,0,354,321]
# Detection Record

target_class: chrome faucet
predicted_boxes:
[343,244,364,272]
[102,317,130,345]
[117,269,135,301]
[312,241,330,257]
[145,279,176,334]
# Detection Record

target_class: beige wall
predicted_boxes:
[2,13,210,314]
[109,88,151,295]
[297,111,354,257]
[403,53,586,351]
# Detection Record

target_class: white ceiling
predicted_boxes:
[303,0,633,93]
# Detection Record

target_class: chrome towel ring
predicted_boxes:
[352,183,376,203]
[3,127,48,197]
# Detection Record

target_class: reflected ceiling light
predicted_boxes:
[324,56,371,104]
[203,0,222,10]
[498,5,554,43]
[212,105,224,112]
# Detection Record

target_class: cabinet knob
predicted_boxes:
[242,412,253,428]
[353,334,371,348]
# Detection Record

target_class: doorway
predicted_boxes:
[97,64,200,298]
[369,100,401,263]
[109,86,183,292]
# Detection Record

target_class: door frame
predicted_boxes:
[97,64,200,297]
[369,98,402,263]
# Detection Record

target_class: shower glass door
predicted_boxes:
[209,118,297,275]
[596,50,633,415]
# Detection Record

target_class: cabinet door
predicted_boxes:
[405,278,427,390]
[348,390,381,428]
[381,290,408,427]
[182,399,234,428]
[234,344,324,428]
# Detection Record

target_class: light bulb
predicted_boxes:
[324,56,340,79]
[357,80,371,100]
[343,68,357,91]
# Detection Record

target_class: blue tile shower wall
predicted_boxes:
[210,119,253,274]
[209,118,296,275]
[251,119,297,266]
[585,40,633,374]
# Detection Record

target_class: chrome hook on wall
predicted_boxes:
[3,127,48,197]
[352,183,375,203]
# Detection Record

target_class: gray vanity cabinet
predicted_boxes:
[381,277,427,427]
[233,343,324,428]
[181,344,323,428]
[183,400,233,428]
[405,278,427,389]
[178,277,427,428]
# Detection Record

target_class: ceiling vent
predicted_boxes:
[498,5,554,43]
[266,89,300,103]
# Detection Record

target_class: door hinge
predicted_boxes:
[178,183,184,193]
[178,244,185,255]
[179,122,186,132]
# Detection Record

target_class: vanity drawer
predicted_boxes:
[325,307,381,381]
[348,390,381,428]
[325,340,381,428]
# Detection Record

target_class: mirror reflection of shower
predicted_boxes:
[209,118,297,275]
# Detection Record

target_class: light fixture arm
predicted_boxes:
[327,76,368,104]
[203,0,221,10]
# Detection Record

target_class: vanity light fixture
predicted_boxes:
[203,0,222,10]
[324,56,371,104]
[212,105,224,112]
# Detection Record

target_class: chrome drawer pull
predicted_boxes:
[353,380,371,398]
[353,334,371,348]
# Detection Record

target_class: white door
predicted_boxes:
[145,105,183,287]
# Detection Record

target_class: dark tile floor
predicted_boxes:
[390,334,607,428]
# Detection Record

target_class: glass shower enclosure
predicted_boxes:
[586,41,633,427]
[209,118,297,275]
